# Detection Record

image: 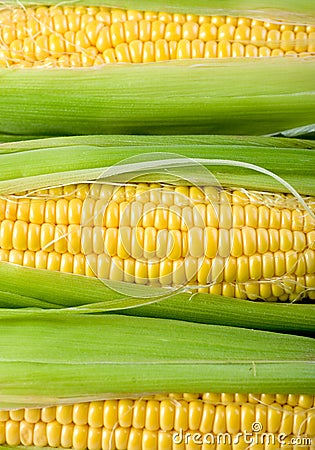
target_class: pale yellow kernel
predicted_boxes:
[255,404,267,431]
[143,41,154,62]
[218,40,231,57]
[155,39,169,61]
[165,22,181,41]
[167,229,181,260]
[81,13,94,30]
[279,404,293,435]
[47,252,61,272]
[159,258,173,286]
[199,23,217,41]
[0,249,9,262]
[198,15,210,24]
[60,252,73,273]
[24,408,41,424]
[145,400,160,431]
[218,228,230,257]
[72,253,86,275]
[87,401,103,428]
[306,409,315,437]
[224,256,237,282]
[197,257,211,284]
[182,22,199,40]
[56,405,73,425]
[308,31,315,52]
[29,199,45,225]
[189,227,204,258]
[211,16,225,27]
[12,220,27,251]
[115,42,131,62]
[251,25,267,44]
[159,400,175,432]
[151,20,165,42]
[210,256,224,283]
[242,226,256,256]
[205,227,218,259]
[73,424,88,450]
[129,40,143,63]
[280,229,293,252]
[232,42,245,57]
[245,44,258,57]
[280,30,295,51]
[241,403,255,431]
[41,407,56,423]
[227,229,241,260]
[96,26,112,52]
[226,404,240,434]
[73,403,89,425]
[192,39,204,58]
[174,401,188,432]
[186,14,199,23]
[249,254,262,280]
[6,420,20,446]
[10,410,24,421]
[20,420,34,446]
[271,48,284,56]
[259,46,271,56]
[0,219,13,250]
[9,249,23,265]
[268,229,279,252]
[257,228,269,254]
[262,252,275,278]
[32,421,47,447]
[59,423,73,448]
[269,207,281,229]
[101,400,118,430]
[235,24,250,41]
[126,10,143,21]
[111,8,127,23]
[105,202,119,228]
[139,19,151,42]
[188,401,203,431]
[47,421,62,447]
[236,255,249,283]
[176,38,190,58]
[199,403,215,433]
[218,23,235,40]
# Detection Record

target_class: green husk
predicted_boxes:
[3,0,315,23]
[0,59,314,138]
[1,134,315,195]
[0,312,314,408]
[1,262,315,334]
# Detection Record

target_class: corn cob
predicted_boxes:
[0,5,314,67]
[1,181,314,302]
[0,135,314,307]
[1,393,314,449]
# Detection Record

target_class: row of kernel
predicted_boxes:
[1,400,314,436]
[201,275,315,301]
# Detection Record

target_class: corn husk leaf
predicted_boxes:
[0,135,315,195]
[0,262,315,334]
[0,59,314,138]
[0,312,314,409]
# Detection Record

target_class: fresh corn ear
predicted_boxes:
[1,180,315,303]
[0,4,315,67]
[1,393,315,449]
[0,137,315,310]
